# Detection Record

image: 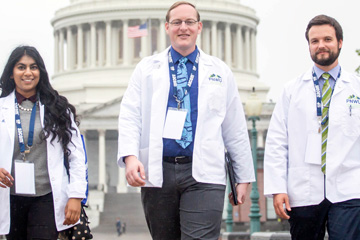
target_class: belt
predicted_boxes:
[163,156,192,164]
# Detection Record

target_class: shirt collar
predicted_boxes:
[314,64,341,81]
[15,91,37,104]
[170,46,198,64]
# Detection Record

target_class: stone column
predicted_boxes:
[236,24,243,70]
[98,27,105,66]
[112,26,119,65]
[59,29,64,72]
[251,29,257,72]
[98,129,108,193]
[211,21,217,57]
[141,19,148,58]
[225,22,231,66]
[106,21,112,67]
[85,30,91,67]
[244,27,251,71]
[217,28,223,60]
[90,22,96,68]
[117,167,127,193]
[54,31,59,73]
[66,27,73,71]
[159,19,166,51]
[202,26,210,54]
[77,24,84,70]
[123,19,129,66]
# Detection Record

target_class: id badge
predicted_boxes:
[14,160,36,195]
[163,107,187,140]
[304,133,321,165]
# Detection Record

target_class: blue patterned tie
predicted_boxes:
[176,57,192,148]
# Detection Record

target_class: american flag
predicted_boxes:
[127,22,148,38]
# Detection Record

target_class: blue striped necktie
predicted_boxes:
[321,72,331,174]
[176,57,192,148]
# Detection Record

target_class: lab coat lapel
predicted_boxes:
[332,71,349,97]
[2,92,15,147]
[148,49,170,186]
[303,68,315,93]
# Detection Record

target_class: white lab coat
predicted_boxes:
[117,47,255,187]
[264,67,360,207]
[0,91,87,234]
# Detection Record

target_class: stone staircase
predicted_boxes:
[91,192,149,235]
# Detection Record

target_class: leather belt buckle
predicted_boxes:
[175,156,186,164]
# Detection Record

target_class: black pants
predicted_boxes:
[141,161,226,240]
[288,198,360,240]
[6,192,58,240]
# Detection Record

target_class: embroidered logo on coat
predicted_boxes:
[346,94,360,108]
[208,74,222,85]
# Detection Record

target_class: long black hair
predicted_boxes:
[0,45,78,156]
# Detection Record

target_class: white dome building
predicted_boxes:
[51,1,272,223]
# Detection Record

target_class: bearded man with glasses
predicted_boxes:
[117,1,254,239]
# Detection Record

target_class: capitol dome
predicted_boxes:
[51,0,268,110]
[51,0,270,196]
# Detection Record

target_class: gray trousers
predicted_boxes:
[141,161,226,240]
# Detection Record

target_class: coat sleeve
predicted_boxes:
[67,116,87,198]
[117,62,143,168]
[221,66,255,184]
[263,85,291,198]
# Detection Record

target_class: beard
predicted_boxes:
[311,46,341,67]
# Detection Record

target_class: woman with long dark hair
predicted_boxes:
[0,46,87,239]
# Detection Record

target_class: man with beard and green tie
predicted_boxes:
[264,15,360,240]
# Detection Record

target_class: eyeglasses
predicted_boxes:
[169,20,198,27]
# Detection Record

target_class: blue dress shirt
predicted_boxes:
[163,47,199,157]
[313,64,341,93]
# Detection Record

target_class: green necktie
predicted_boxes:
[321,72,331,174]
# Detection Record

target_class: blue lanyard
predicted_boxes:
[312,68,341,131]
[168,50,199,109]
[15,97,37,161]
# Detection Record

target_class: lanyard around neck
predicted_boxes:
[312,68,341,117]
[312,68,341,132]
[168,50,200,108]
[15,97,37,161]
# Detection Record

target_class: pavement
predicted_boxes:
[91,231,152,240]
[90,192,152,239]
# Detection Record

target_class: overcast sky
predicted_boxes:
[1,0,359,101]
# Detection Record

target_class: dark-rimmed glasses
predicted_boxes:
[168,20,198,27]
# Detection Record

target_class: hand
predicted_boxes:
[229,183,248,205]
[124,155,146,187]
[0,168,14,188]
[273,193,291,219]
[63,198,82,225]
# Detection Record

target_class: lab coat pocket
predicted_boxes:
[203,85,226,116]
[200,140,224,176]
[304,133,321,165]
[336,165,360,195]
[288,167,310,204]
[342,107,360,136]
